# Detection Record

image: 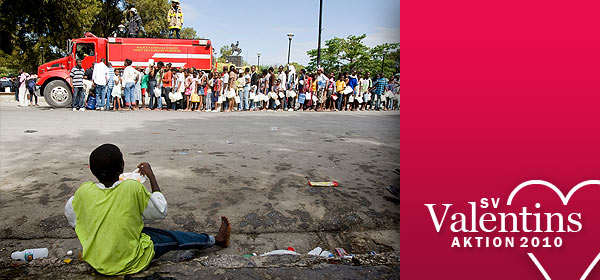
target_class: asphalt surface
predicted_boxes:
[0,96,399,278]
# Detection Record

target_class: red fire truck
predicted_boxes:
[36,32,213,107]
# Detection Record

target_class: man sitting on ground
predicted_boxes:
[64,143,231,275]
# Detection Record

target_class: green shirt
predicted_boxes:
[72,180,154,275]
[141,74,149,89]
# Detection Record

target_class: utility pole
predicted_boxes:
[316,0,323,68]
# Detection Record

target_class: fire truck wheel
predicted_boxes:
[44,80,72,108]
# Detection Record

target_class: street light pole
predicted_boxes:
[40,46,44,65]
[257,52,261,70]
[287,33,294,65]
[317,0,323,68]
[381,53,385,74]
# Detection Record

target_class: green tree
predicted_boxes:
[91,0,126,38]
[306,34,399,77]
[306,37,344,73]
[0,0,102,72]
[180,27,199,39]
[340,34,369,71]
[288,62,305,72]
[367,43,400,78]
[216,45,233,63]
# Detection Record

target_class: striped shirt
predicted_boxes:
[375,78,388,95]
[107,67,115,88]
[70,66,85,88]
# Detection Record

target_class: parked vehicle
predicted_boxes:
[37,32,213,107]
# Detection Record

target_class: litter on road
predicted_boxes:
[308,181,339,187]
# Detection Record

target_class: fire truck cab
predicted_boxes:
[37,32,213,108]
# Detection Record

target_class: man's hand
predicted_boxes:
[137,162,161,193]
[137,162,155,179]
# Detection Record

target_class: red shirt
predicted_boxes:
[162,70,172,87]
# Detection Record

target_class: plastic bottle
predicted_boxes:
[11,248,48,261]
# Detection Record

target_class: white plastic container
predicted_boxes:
[119,168,146,183]
[11,248,48,261]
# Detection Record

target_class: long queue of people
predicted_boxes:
[69,58,400,112]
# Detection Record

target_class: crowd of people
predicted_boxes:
[69,58,400,112]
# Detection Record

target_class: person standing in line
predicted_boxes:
[241,67,251,111]
[359,72,372,111]
[70,59,86,111]
[303,72,313,111]
[146,61,159,110]
[92,59,109,111]
[276,66,286,111]
[17,70,30,107]
[205,72,213,112]
[346,70,358,111]
[226,65,237,112]
[335,73,345,111]
[134,67,143,109]
[236,70,246,111]
[112,69,123,111]
[220,66,229,112]
[286,65,297,111]
[161,63,173,110]
[315,68,327,111]
[106,63,115,110]
[213,72,222,112]
[326,72,335,111]
[168,0,184,39]
[373,73,387,111]
[197,71,206,111]
[249,66,259,111]
[122,59,139,110]
[83,64,94,105]
[140,69,149,110]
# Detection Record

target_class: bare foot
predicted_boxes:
[215,216,231,248]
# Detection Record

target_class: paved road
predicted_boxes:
[0,96,399,277]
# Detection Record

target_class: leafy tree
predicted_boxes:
[0,0,102,72]
[288,62,305,72]
[180,27,199,39]
[306,34,399,77]
[91,0,126,38]
[341,34,368,71]
[306,37,344,73]
[216,45,233,63]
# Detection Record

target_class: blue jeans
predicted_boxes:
[148,80,162,109]
[95,85,107,109]
[372,93,381,110]
[105,87,113,110]
[72,87,85,109]
[336,92,343,110]
[243,86,250,110]
[169,28,180,39]
[142,227,215,259]
[124,82,136,106]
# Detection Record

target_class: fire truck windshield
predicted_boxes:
[75,43,95,61]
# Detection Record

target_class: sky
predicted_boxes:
[180,0,400,66]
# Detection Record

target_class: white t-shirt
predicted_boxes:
[222,73,229,84]
[92,62,109,86]
[277,73,287,90]
[123,66,139,84]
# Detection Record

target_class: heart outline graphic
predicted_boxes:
[506,180,600,280]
